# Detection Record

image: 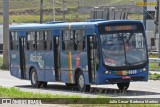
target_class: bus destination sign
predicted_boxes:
[105,25,137,32]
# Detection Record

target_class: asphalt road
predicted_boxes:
[0,70,160,98]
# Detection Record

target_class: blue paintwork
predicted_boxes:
[96,65,149,84]
[9,20,143,31]
[10,51,21,78]
[9,20,149,85]
[10,32,21,78]
[18,31,26,37]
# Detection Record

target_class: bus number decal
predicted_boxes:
[30,54,44,68]
[128,70,137,75]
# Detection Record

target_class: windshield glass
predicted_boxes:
[100,32,147,67]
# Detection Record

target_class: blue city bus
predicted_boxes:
[9,20,148,91]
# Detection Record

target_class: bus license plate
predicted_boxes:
[122,76,131,79]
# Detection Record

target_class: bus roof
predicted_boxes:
[9,20,143,31]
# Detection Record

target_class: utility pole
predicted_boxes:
[61,0,67,22]
[62,0,65,22]
[3,0,9,68]
[52,0,55,21]
[154,0,159,46]
[158,0,160,64]
[40,0,43,23]
[143,0,147,29]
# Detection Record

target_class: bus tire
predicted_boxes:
[30,68,47,88]
[76,72,85,91]
[117,82,130,91]
[65,83,75,86]
[41,82,47,88]
[85,85,91,92]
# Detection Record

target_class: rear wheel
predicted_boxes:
[41,82,47,88]
[117,82,130,91]
[30,68,47,88]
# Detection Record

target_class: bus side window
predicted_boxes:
[10,32,13,50]
[62,30,74,50]
[62,31,65,50]
[10,32,18,51]
[37,31,45,50]
[74,30,85,51]
[44,31,52,51]
[27,32,36,50]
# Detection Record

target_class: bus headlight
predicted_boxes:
[143,68,146,72]
[105,71,109,74]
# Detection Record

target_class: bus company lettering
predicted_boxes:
[30,54,42,62]
[30,54,44,68]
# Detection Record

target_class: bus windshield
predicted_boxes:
[100,32,147,67]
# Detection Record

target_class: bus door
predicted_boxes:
[53,36,61,81]
[19,36,26,79]
[87,35,97,83]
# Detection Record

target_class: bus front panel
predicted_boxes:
[97,21,149,84]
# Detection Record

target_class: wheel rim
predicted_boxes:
[79,75,84,88]
[32,72,36,84]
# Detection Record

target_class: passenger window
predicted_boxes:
[62,30,74,50]
[37,31,45,50]
[44,31,52,51]
[27,32,36,50]
[10,32,18,51]
[62,30,85,51]
[75,30,85,51]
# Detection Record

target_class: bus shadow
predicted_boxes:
[15,84,160,97]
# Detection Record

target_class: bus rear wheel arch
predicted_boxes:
[117,82,130,91]
[30,68,47,88]
[75,71,90,92]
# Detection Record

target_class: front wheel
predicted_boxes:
[117,82,130,91]
[76,72,90,91]
[65,83,75,86]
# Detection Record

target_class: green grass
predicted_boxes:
[149,63,160,71]
[149,73,160,80]
[0,0,143,10]
[0,87,159,106]
[0,14,90,24]
[0,87,159,107]
[0,86,81,98]
[5,13,141,24]
[0,13,141,24]
[149,54,160,70]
